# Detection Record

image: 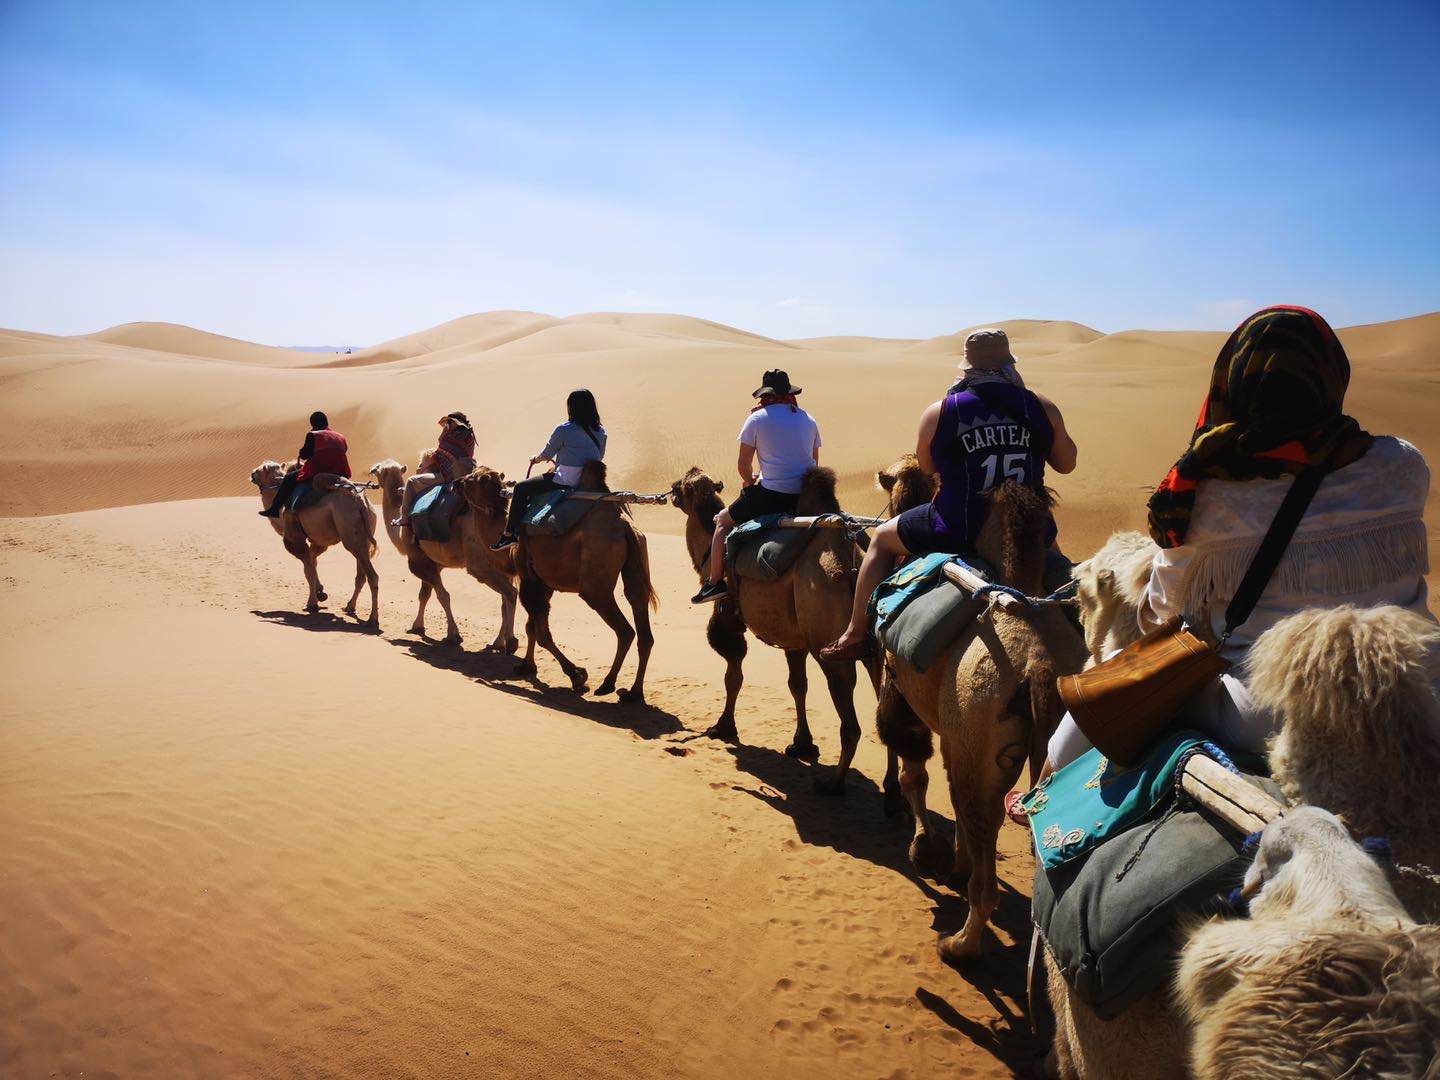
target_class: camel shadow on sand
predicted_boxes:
[252,609,381,635]
[386,637,684,741]
[725,736,1043,1071]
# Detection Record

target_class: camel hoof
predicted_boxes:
[444,634,463,647]
[317,590,328,602]
[909,833,950,879]
[784,741,820,762]
[813,775,847,798]
[882,780,908,819]
[616,686,644,705]
[514,659,538,678]
[305,603,322,614]
[593,680,617,697]
[504,637,520,655]
[569,667,589,691]
[409,621,425,635]
[366,617,380,631]
[343,604,357,616]
[704,721,740,744]
[937,932,983,966]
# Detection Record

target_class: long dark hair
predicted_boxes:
[567,389,602,434]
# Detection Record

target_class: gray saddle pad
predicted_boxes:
[1033,772,1281,1018]
[523,490,598,537]
[877,582,989,673]
[412,483,466,543]
[731,527,813,581]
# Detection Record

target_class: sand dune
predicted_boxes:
[2,307,1435,587]
[1,306,1437,1077]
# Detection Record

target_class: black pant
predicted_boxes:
[266,469,301,515]
[506,474,560,535]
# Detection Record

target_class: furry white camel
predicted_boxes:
[1069,529,1156,662]
[1177,806,1440,1079]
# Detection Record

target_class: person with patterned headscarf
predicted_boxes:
[1045,305,1433,771]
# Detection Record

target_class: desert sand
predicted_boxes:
[1,310,1436,1078]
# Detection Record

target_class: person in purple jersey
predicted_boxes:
[820,328,1078,661]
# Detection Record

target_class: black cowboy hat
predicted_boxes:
[752,369,802,398]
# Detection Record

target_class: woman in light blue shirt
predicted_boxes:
[493,389,607,549]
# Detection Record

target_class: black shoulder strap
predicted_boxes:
[1221,465,1325,644]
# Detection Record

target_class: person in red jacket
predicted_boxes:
[259,411,352,517]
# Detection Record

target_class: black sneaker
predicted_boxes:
[691,580,728,604]
[259,508,280,518]
[490,532,518,551]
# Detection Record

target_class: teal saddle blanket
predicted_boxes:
[868,552,998,672]
[522,489,599,537]
[723,514,814,581]
[411,482,465,543]
[1021,729,1230,871]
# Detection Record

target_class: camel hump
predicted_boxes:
[796,466,840,514]
[578,459,610,492]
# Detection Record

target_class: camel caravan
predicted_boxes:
[250,312,1440,1075]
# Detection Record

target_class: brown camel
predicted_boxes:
[670,465,894,800]
[369,459,519,652]
[874,454,1087,960]
[250,460,380,626]
[468,462,657,701]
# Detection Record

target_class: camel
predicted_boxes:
[466,461,656,701]
[1070,530,1156,662]
[670,465,891,798]
[1176,807,1439,1079]
[249,461,380,626]
[369,459,519,652]
[1248,603,1440,920]
[874,455,1088,961]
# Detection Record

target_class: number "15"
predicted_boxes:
[980,452,1026,490]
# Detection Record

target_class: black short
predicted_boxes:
[895,503,958,555]
[726,483,800,525]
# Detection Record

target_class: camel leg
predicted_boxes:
[618,568,654,704]
[516,576,587,690]
[338,530,379,627]
[783,650,819,761]
[902,754,947,876]
[584,584,634,698]
[814,660,861,797]
[703,601,747,742]
[875,674,926,819]
[414,581,433,634]
[411,555,461,644]
[308,542,328,602]
[467,557,519,654]
[938,713,1027,963]
[299,549,323,612]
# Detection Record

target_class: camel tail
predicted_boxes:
[1028,667,1066,779]
[623,520,659,612]
[360,492,379,556]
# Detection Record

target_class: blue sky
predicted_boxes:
[1,0,1437,343]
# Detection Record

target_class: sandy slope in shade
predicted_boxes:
[1,498,1039,1080]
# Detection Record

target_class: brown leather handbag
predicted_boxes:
[1059,466,1325,766]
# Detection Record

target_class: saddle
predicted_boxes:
[411,482,468,543]
[1031,736,1280,1017]
[285,480,324,514]
[522,489,599,537]
[723,514,815,582]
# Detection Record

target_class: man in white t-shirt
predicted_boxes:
[692,369,822,604]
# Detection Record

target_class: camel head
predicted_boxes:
[369,459,408,491]
[459,465,508,517]
[1072,530,1157,660]
[670,467,724,517]
[250,460,288,488]
[875,454,934,518]
[795,466,841,516]
[1241,807,1405,925]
